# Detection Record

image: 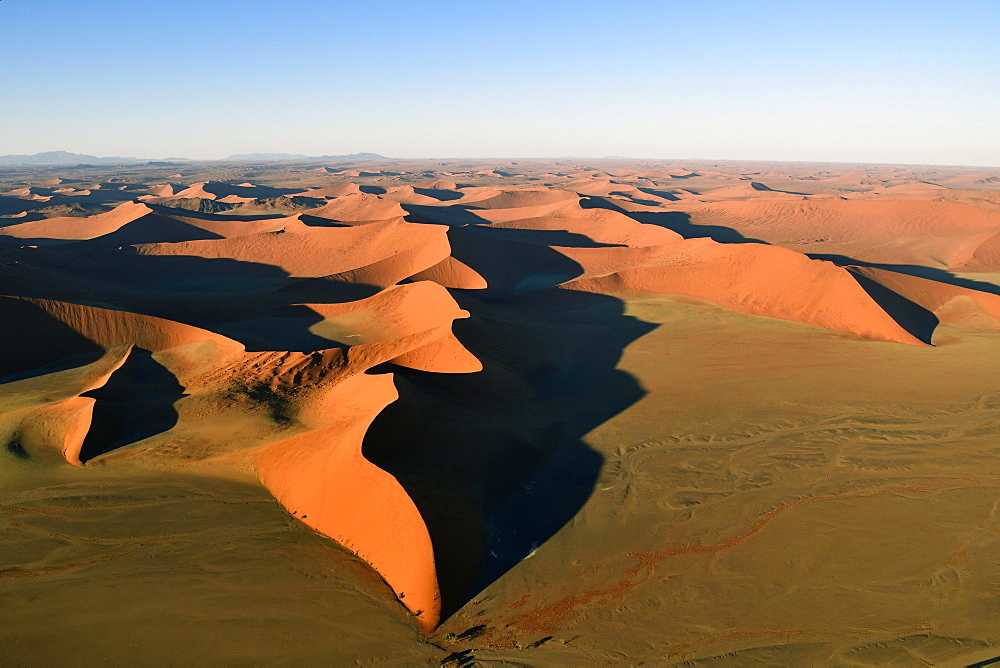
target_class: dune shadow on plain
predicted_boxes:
[444,226,589,296]
[363,267,657,620]
[811,253,1000,297]
[0,195,50,217]
[747,181,811,196]
[79,347,186,463]
[579,197,771,244]
[849,271,939,344]
[456,225,623,249]
[413,187,464,202]
[636,187,682,201]
[198,182,301,200]
[401,203,493,226]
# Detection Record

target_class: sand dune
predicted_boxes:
[171,182,218,200]
[145,184,177,197]
[459,188,578,210]
[407,255,488,289]
[657,198,1000,267]
[484,204,683,247]
[254,284,481,630]
[302,192,408,222]
[132,217,449,282]
[562,242,934,344]
[255,375,441,630]
[0,295,239,353]
[0,200,153,241]
[696,181,808,199]
[291,182,363,198]
[2,159,999,665]
[850,266,1000,329]
[418,178,458,191]
[956,230,1000,271]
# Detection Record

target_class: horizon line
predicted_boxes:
[2,151,1000,171]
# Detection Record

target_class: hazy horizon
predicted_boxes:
[6,150,1000,171]
[1,0,997,167]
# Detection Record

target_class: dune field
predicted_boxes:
[1,158,999,665]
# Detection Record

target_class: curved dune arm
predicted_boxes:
[254,373,442,631]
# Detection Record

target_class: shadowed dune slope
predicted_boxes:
[132,218,451,282]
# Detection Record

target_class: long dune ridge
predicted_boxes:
[2,159,1000,664]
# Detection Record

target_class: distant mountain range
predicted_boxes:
[223,152,388,162]
[0,151,388,166]
[0,151,145,166]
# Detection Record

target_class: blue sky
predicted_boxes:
[1,0,998,165]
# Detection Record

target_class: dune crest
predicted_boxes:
[255,373,440,630]
[0,200,152,241]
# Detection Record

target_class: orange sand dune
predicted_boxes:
[850,266,1000,329]
[303,282,467,341]
[0,295,242,359]
[484,204,683,248]
[255,374,440,630]
[407,255,488,290]
[19,394,102,466]
[216,194,256,204]
[291,183,363,198]
[955,230,1000,271]
[880,181,951,194]
[696,181,807,199]
[300,281,481,371]
[302,192,408,222]
[667,198,1000,267]
[418,178,458,191]
[561,179,632,197]
[132,217,450,282]
[460,197,582,225]
[141,209,295,238]
[157,181,301,202]
[237,285,481,630]
[172,182,217,199]
[458,187,578,211]
[562,241,930,345]
[560,180,685,205]
[447,185,502,201]
[0,201,153,241]
[145,184,177,197]
[374,185,452,206]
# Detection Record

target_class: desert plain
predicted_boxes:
[1,157,999,665]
